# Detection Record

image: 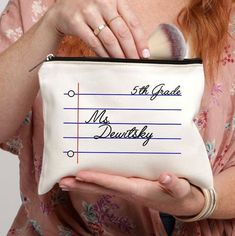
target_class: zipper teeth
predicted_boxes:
[47,56,202,65]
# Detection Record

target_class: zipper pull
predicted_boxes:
[29,54,54,72]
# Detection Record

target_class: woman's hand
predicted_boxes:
[60,171,205,217]
[0,0,148,142]
[46,0,149,58]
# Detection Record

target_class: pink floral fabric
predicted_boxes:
[0,0,235,235]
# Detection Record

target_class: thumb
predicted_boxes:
[158,173,191,199]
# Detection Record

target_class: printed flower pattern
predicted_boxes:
[225,114,235,132]
[29,220,43,235]
[33,156,42,181]
[205,140,216,160]
[6,136,23,155]
[8,227,23,235]
[225,122,231,131]
[32,0,47,22]
[210,83,223,105]
[58,225,78,236]
[82,195,135,235]
[40,188,69,215]
[5,27,23,42]
[23,111,32,125]
[20,192,30,204]
[221,45,235,66]
[194,110,208,130]
[214,145,229,168]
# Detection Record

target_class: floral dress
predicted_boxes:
[0,0,235,235]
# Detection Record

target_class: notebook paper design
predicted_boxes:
[38,58,213,194]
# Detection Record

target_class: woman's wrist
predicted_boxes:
[39,7,65,45]
[174,188,217,222]
[175,184,205,217]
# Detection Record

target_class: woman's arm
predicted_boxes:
[0,16,62,142]
[58,166,235,219]
[0,0,149,143]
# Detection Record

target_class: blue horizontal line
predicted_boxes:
[63,108,182,111]
[63,122,181,126]
[64,93,181,97]
[63,136,182,140]
[63,151,181,155]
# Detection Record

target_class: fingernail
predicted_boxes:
[59,185,68,189]
[142,49,150,58]
[62,188,69,192]
[76,177,84,182]
[160,175,172,184]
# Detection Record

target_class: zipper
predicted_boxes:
[29,54,202,72]
[29,54,55,72]
[47,55,202,64]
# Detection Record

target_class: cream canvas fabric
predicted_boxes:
[38,58,213,195]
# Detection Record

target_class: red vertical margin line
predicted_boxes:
[77,83,79,164]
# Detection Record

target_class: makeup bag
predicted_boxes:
[38,56,213,195]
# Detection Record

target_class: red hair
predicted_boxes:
[178,0,234,78]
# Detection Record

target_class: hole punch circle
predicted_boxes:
[68,90,75,97]
[67,150,75,158]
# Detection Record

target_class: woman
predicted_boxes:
[0,0,234,235]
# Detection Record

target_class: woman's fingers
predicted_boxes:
[107,16,140,58]
[85,7,125,58]
[85,3,140,58]
[75,171,193,203]
[117,0,150,58]
[75,23,109,57]
[59,176,135,202]
[101,6,140,58]
[60,177,112,193]
[50,0,149,58]
[158,173,191,199]
[75,171,141,196]
[75,171,191,200]
[159,173,206,216]
[74,171,166,205]
[60,172,205,216]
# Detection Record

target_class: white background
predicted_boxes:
[0,1,21,235]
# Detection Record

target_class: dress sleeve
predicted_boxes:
[217,5,235,170]
[0,0,24,155]
[226,8,235,167]
[0,0,23,53]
